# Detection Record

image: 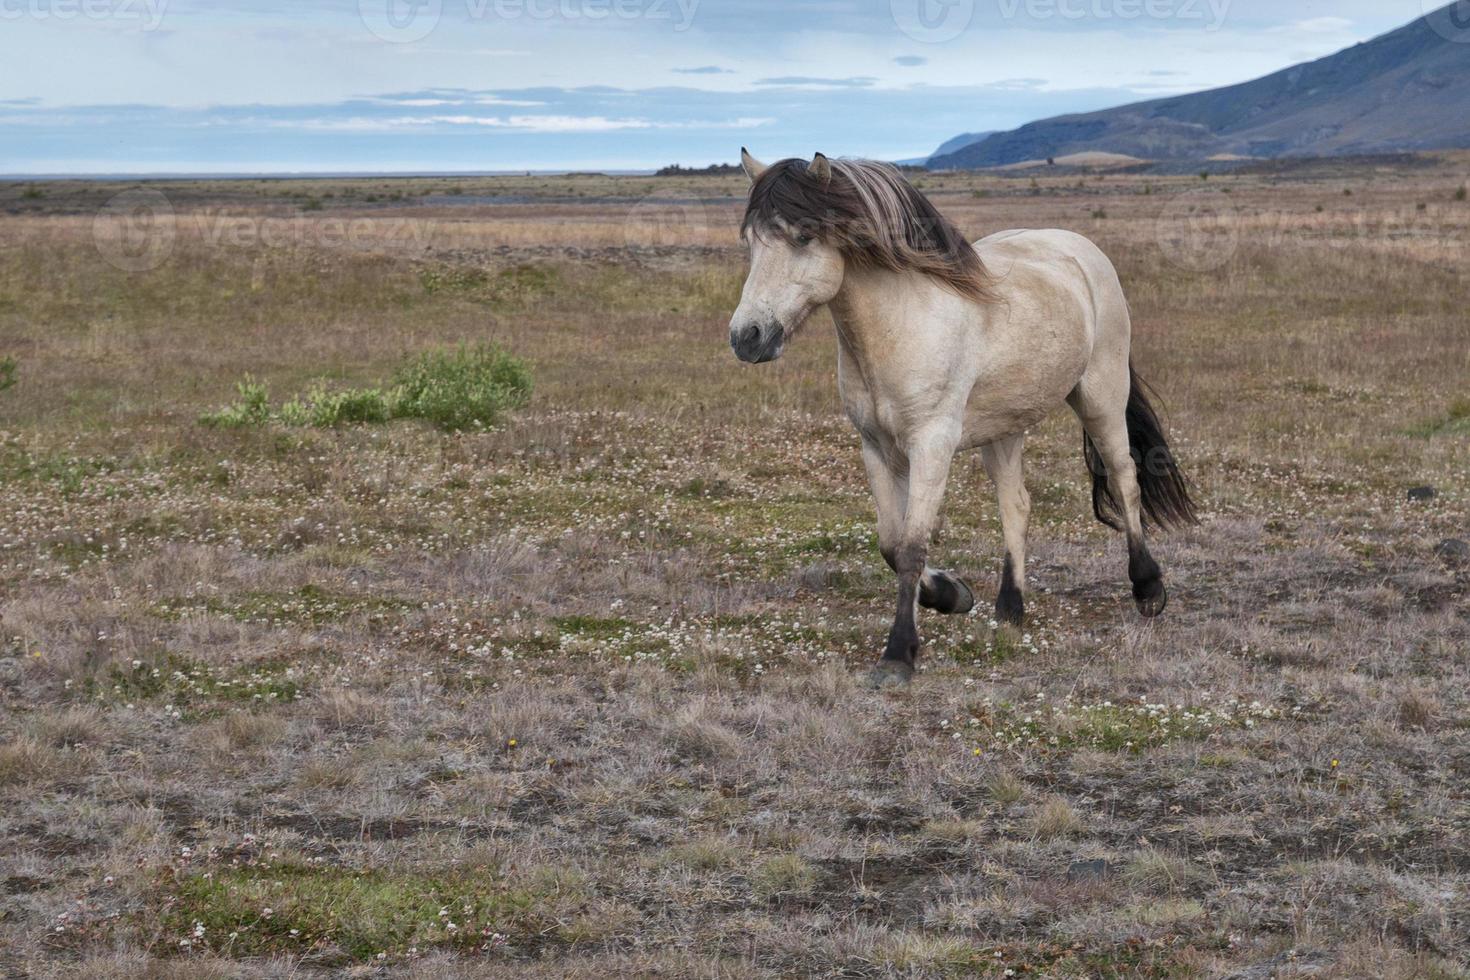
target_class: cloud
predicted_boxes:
[365,89,545,107]
[672,66,735,75]
[1277,17,1354,34]
[285,114,775,133]
[366,95,545,107]
[754,76,878,88]
[991,78,1049,91]
[0,80,1198,173]
[892,56,927,67]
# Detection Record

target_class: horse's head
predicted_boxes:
[729,149,846,364]
[729,149,990,364]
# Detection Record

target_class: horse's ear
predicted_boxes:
[808,152,832,185]
[740,147,768,183]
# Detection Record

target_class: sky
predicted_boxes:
[0,0,1443,173]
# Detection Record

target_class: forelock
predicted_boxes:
[738,155,994,301]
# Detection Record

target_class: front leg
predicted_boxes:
[862,439,975,620]
[868,425,961,688]
[860,436,908,580]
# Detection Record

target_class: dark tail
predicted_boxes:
[1084,366,1199,532]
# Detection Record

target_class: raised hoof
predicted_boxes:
[864,659,915,689]
[1133,578,1168,618]
[920,574,975,616]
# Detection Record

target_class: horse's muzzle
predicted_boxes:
[730,323,785,364]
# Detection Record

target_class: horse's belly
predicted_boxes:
[959,256,1098,444]
[960,345,1089,446]
[960,397,1053,447]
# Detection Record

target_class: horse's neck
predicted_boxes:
[829,266,942,363]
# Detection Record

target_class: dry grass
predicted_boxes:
[1,155,1468,977]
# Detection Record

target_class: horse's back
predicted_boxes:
[973,227,1129,338]
[960,228,1134,435]
[974,228,1121,295]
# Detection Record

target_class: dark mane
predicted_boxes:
[742,157,993,302]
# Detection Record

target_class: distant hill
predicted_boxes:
[895,131,996,166]
[931,5,1470,169]
[657,163,741,176]
[928,131,997,160]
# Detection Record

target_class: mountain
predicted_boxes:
[895,131,997,166]
[931,6,1470,169]
[929,132,997,159]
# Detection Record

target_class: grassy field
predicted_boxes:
[0,154,1467,978]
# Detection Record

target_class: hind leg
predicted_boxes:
[1069,390,1168,618]
[980,435,1031,626]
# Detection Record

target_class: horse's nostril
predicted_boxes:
[732,323,781,363]
[732,325,760,355]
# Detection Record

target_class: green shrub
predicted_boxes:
[0,356,16,394]
[200,377,273,428]
[390,344,532,432]
[199,345,530,432]
[306,384,393,426]
[276,395,311,427]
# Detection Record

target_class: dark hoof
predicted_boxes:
[920,573,975,616]
[864,659,914,689]
[995,589,1025,627]
[1133,578,1167,618]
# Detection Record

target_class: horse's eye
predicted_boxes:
[794,233,815,247]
